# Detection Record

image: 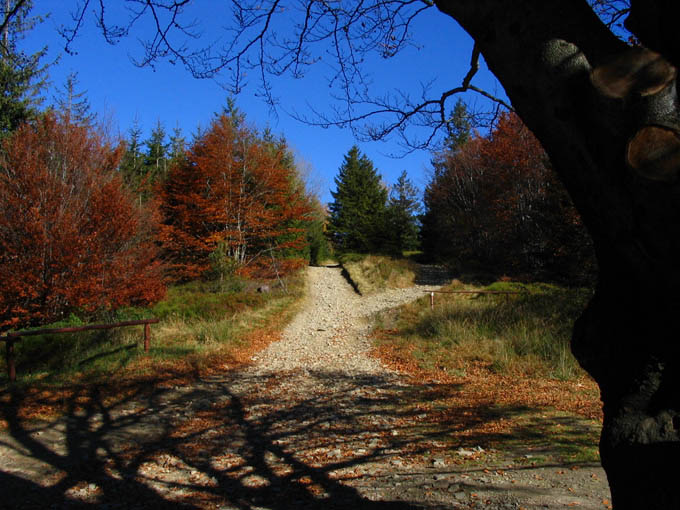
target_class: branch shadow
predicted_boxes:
[0,366,602,509]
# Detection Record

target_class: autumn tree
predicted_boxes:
[0,114,165,332]
[423,112,595,282]
[159,109,312,280]
[38,1,680,505]
[328,146,387,253]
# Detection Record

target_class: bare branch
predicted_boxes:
[589,0,630,30]
[1,0,30,54]
[290,40,511,152]
[58,0,510,151]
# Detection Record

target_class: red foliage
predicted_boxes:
[159,114,311,280]
[0,115,166,332]
[423,112,595,282]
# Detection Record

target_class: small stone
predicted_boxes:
[457,448,476,457]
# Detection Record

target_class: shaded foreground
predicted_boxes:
[1,367,608,510]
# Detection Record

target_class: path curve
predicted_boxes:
[251,266,436,375]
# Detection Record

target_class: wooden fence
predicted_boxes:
[425,289,524,309]
[1,319,159,383]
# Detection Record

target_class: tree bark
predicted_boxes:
[433,1,680,508]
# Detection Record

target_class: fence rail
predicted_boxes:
[1,318,159,383]
[425,289,525,309]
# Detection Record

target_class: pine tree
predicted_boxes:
[328,146,387,253]
[168,123,186,165]
[52,71,95,126]
[443,99,473,153]
[145,119,168,178]
[0,0,48,138]
[119,118,145,193]
[384,170,420,255]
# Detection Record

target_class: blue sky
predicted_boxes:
[23,2,505,204]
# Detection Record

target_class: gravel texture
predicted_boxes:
[250,266,434,375]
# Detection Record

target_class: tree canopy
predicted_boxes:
[158,109,312,280]
[0,114,165,331]
[327,146,387,253]
[422,111,595,282]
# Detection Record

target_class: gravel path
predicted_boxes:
[0,266,611,510]
[250,266,433,375]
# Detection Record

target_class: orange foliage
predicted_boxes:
[424,112,595,282]
[0,115,166,332]
[159,114,311,280]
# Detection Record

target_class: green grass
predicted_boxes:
[1,273,306,387]
[339,253,418,295]
[499,409,601,464]
[374,280,593,380]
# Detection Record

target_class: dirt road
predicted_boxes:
[0,266,610,509]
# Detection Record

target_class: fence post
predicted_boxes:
[430,292,435,310]
[144,323,150,352]
[6,338,16,382]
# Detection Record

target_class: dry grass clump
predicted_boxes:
[373,280,592,380]
[340,253,417,295]
[1,271,306,388]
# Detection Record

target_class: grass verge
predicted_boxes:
[373,279,592,380]
[0,271,307,420]
[371,278,602,464]
[339,253,418,295]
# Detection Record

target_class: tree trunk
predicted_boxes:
[434,1,680,507]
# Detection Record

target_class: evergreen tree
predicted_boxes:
[52,71,95,126]
[119,117,145,193]
[0,0,48,138]
[328,146,387,253]
[168,123,186,165]
[218,96,246,129]
[384,170,420,255]
[144,119,169,179]
[122,119,168,201]
[443,99,473,153]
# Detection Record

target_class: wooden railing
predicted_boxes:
[1,319,159,383]
[425,289,524,309]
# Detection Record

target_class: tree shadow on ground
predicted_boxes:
[0,367,600,509]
